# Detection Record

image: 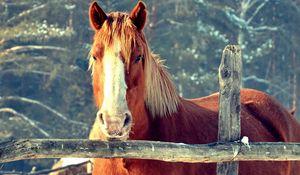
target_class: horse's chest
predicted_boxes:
[93,159,214,175]
[125,160,177,175]
[125,160,214,175]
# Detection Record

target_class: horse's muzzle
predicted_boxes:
[97,111,132,140]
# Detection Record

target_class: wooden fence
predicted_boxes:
[1,45,300,175]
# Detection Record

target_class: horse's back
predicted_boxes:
[191,88,300,175]
[192,88,300,141]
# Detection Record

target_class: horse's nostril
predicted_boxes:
[98,112,104,125]
[124,113,132,127]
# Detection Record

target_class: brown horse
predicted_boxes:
[87,1,300,175]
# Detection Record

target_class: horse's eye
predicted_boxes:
[92,56,97,60]
[135,55,143,63]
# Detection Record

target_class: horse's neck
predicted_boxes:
[128,99,197,141]
[129,106,152,140]
[148,98,218,144]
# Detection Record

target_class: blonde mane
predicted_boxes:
[89,12,180,117]
[144,53,180,117]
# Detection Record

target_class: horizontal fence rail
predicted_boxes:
[1,139,300,163]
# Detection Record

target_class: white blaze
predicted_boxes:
[100,42,128,115]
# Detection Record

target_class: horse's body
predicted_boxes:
[85,1,300,175]
[89,89,300,175]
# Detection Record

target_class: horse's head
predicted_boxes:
[88,1,148,140]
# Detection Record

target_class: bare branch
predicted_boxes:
[0,45,69,57]
[249,25,278,32]
[0,39,5,46]
[240,0,251,11]
[225,10,247,29]
[6,3,47,25]
[247,0,268,24]
[0,69,69,81]
[152,18,184,28]
[0,96,88,128]
[165,19,184,26]
[1,139,300,163]
[194,0,216,9]
[0,108,50,137]
[0,2,8,16]
[242,75,293,98]
[0,56,48,64]
[248,0,259,9]
[6,2,33,6]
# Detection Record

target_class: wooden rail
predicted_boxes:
[1,139,300,163]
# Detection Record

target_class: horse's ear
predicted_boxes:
[129,1,147,31]
[89,1,107,30]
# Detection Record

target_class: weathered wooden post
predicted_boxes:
[217,45,242,175]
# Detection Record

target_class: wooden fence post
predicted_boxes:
[217,45,242,175]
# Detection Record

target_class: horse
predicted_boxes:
[82,1,300,175]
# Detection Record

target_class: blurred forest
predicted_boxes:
[1,0,300,172]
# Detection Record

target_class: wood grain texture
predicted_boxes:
[217,45,242,175]
[1,139,300,163]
